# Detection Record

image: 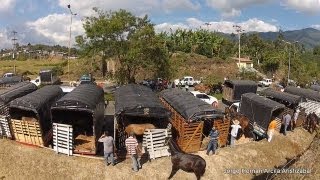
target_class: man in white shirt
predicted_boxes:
[230,119,241,147]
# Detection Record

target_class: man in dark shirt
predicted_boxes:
[206,126,220,155]
[98,131,115,166]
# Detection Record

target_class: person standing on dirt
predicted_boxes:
[292,109,300,131]
[98,131,115,166]
[125,132,140,172]
[282,113,291,136]
[206,126,219,155]
[267,117,277,142]
[230,120,241,147]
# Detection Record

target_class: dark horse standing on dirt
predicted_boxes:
[306,112,320,133]
[165,138,206,180]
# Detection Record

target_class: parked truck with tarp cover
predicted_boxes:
[310,84,320,92]
[115,84,171,154]
[31,70,61,86]
[239,93,285,138]
[260,88,305,127]
[9,85,63,146]
[222,80,257,105]
[285,86,320,116]
[51,84,105,155]
[0,82,37,138]
[160,89,227,153]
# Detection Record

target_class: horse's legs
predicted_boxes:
[168,166,179,179]
[195,172,201,180]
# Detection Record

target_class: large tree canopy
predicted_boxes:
[76,8,169,84]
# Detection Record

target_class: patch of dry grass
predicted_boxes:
[0,128,314,180]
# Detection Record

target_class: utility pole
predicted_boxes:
[282,40,299,86]
[67,4,77,81]
[233,25,245,68]
[11,31,18,73]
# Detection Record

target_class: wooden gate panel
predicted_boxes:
[11,119,43,146]
[143,129,171,159]
[213,118,230,147]
[0,115,11,138]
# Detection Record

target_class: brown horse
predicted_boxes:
[306,113,320,133]
[125,123,156,136]
[165,137,206,180]
[224,107,251,138]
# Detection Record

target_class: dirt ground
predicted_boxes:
[0,128,317,180]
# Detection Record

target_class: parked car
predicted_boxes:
[190,91,218,107]
[78,74,95,85]
[0,73,30,86]
[258,78,273,87]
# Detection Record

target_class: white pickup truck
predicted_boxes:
[258,78,272,87]
[174,76,201,86]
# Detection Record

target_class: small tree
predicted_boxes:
[76,9,169,84]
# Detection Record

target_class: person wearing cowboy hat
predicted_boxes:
[292,108,300,131]
[230,119,241,147]
[206,126,219,155]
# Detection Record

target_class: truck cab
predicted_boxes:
[258,78,273,87]
[174,76,200,86]
[3,73,14,78]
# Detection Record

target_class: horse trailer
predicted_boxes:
[115,84,170,158]
[51,84,105,155]
[285,86,320,117]
[222,80,257,105]
[160,89,226,153]
[0,82,37,138]
[240,93,285,138]
[9,85,63,146]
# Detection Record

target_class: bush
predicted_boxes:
[52,66,64,76]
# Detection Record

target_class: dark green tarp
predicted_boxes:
[260,88,301,106]
[285,86,320,102]
[160,88,224,122]
[240,93,285,132]
[115,84,170,118]
[224,80,257,102]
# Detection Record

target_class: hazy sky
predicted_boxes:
[1,0,320,48]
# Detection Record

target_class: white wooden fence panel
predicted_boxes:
[53,123,73,156]
[300,100,320,117]
[143,129,171,160]
[0,115,11,138]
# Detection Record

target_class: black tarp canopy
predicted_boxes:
[224,80,257,101]
[9,85,63,141]
[10,85,63,113]
[51,84,105,155]
[160,89,224,122]
[52,84,104,113]
[0,82,37,105]
[240,93,285,132]
[260,88,301,106]
[115,84,170,118]
[285,86,320,102]
[310,85,320,92]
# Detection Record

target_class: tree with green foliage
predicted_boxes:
[313,45,320,55]
[76,8,169,84]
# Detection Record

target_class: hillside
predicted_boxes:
[259,28,320,49]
